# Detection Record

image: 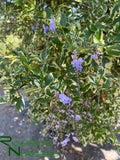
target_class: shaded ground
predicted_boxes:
[0,91,120,160]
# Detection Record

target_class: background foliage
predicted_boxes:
[0,0,120,149]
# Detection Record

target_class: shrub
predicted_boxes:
[0,0,120,151]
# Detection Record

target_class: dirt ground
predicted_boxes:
[0,91,120,160]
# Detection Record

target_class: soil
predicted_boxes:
[0,90,120,160]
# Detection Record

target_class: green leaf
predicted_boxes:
[34,79,41,88]
[19,52,28,64]
[92,60,98,72]
[101,4,107,12]
[38,97,50,103]
[84,29,92,40]
[51,37,62,46]
[112,130,120,133]
[21,88,39,94]
[45,73,54,86]
[72,90,80,96]
[103,79,111,88]
[73,96,80,101]
[102,57,110,67]
[15,95,25,111]
[95,23,105,30]
[113,36,120,42]
[110,2,120,18]
[45,8,52,19]
[32,69,42,76]
[19,52,29,70]
[99,69,104,77]
[41,49,46,62]
[45,87,53,96]
[106,44,120,57]
[93,30,104,44]
[85,55,91,63]
[81,83,91,92]
[89,76,97,85]
[60,13,67,26]
[90,23,97,32]
[0,97,6,104]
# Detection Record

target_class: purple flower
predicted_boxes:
[69,109,73,113]
[73,50,77,54]
[72,136,79,142]
[62,120,67,124]
[55,125,59,129]
[65,133,70,137]
[43,24,49,34]
[51,122,54,125]
[53,136,58,140]
[61,138,70,146]
[52,115,55,119]
[90,119,93,122]
[71,115,74,118]
[36,22,39,27]
[42,133,45,136]
[65,138,70,142]
[78,57,84,64]
[54,91,58,97]
[96,52,103,55]
[91,54,97,59]
[16,130,21,134]
[46,125,50,129]
[19,120,23,126]
[75,115,81,120]
[83,100,88,105]
[71,55,77,60]
[71,59,78,68]
[49,23,56,32]
[61,140,67,146]
[46,117,50,121]
[59,110,65,113]
[82,111,86,114]
[50,18,55,24]
[31,24,35,30]
[59,93,72,105]
[87,113,92,118]
[57,142,60,147]
[71,57,84,72]
[48,18,56,32]
[76,65,83,72]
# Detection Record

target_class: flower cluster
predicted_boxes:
[91,51,103,69]
[71,50,84,72]
[43,91,82,147]
[60,138,70,146]
[91,54,97,59]
[56,134,79,147]
[59,93,72,105]
[43,18,56,34]
[75,115,81,120]
[31,24,35,31]
[43,24,49,34]
[30,22,39,31]
[91,52,103,59]
[49,18,56,32]
[19,120,23,126]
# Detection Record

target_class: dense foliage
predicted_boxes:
[0,0,120,150]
